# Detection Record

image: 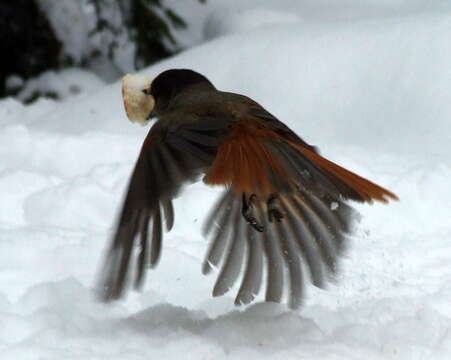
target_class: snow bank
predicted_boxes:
[34,10,451,160]
[204,7,302,40]
[13,68,105,102]
[1,1,451,359]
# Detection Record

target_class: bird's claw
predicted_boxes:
[242,193,264,232]
[267,194,284,223]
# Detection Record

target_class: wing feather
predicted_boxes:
[98,115,226,301]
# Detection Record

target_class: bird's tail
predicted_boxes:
[290,143,398,203]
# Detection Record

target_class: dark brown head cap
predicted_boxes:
[122,69,216,124]
[149,69,216,114]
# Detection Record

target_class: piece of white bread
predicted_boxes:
[122,74,154,125]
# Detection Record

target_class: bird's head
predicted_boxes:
[122,69,215,125]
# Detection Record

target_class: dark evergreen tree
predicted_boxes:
[1,0,205,99]
[0,0,61,97]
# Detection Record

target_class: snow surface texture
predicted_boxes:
[7,68,105,103]
[2,1,451,359]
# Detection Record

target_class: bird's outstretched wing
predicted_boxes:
[202,104,398,309]
[98,116,228,301]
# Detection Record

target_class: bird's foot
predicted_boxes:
[242,193,264,232]
[267,194,284,223]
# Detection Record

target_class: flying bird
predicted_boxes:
[98,69,398,309]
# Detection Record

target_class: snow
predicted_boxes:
[12,68,105,103]
[36,0,135,80]
[1,1,451,359]
[204,7,302,40]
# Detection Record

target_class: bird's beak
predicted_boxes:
[122,74,155,125]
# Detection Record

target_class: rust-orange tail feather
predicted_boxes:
[205,121,398,204]
[291,142,399,203]
[204,124,287,195]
